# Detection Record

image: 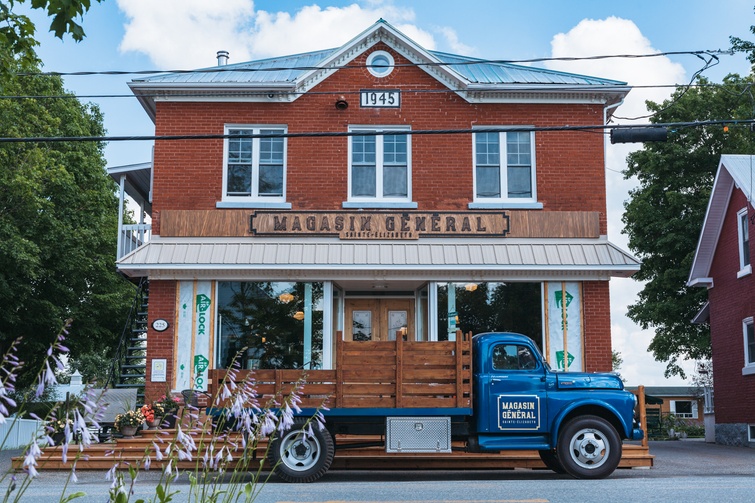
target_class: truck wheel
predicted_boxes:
[538,449,566,474]
[268,418,334,483]
[556,415,621,479]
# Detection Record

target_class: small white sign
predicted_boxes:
[151,359,167,382]
[360,89,400,108]
[152,319,169,332]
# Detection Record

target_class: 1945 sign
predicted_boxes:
[360,89,400,108]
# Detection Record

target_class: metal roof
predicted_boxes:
[116,236,640,281]
[135,48,625,88]
[107,161,152,214]
[688,155,755,286]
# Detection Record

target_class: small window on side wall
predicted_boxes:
[737,208,751,277]
[744,317,755,373]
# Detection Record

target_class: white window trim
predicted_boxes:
[670,399,698,419]
[221,124,288,205]
[366,50,395,78]
[743,317,755,375]
[346,125,413,206]
[471,128,537,206]
[737,207,751,277]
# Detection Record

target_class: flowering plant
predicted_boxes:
[114,409,145,431]
[153,394,181,415]
[140,404,156,423]
[49,417,73,435]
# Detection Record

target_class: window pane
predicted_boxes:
[227,164,251,196]
[507,165,532,198]
[228,130,254,163]
[507,131,531,166]
[383,134,407,165]
[383,165,407,197]
[476,132,500,166]
[747,323,755,364]
[352,165,376,197]
[675,401,692,416]
[352,135,376,165]
[259,164,283,196]
[476,166,500,198]
[742,213,750,266]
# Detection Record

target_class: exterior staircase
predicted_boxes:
[107,278,149,403]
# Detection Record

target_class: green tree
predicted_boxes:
[622,74,755,378]
[0,0,103,78]
[0,54,134,388]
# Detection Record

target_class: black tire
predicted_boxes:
[556,415,622,479]
[538,448,566,474]
[268,418,334,483]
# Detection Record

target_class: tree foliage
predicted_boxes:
[0,0,102,77]
[0,54,134,387]
[622,74,755,378]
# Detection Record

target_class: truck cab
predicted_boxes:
[472,332,643,478]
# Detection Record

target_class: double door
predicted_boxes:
[345,298,415,342]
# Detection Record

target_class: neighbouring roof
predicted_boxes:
[626,386,701,398]
[688,154,755,287]
[116,236,640,280]
[129,19,629,121]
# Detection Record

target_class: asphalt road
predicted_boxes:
[1,439,754,502]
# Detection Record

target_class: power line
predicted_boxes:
[0,119,749,144]
[15,49,733,77]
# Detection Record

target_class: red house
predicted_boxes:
[688,154,755,447]
[109,20,639,403]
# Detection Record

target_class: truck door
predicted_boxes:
[479,342,548,433]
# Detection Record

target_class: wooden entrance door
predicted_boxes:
[345,299,415,341]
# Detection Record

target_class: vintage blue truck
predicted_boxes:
[210,331,643,482]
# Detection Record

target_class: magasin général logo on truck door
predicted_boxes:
[497,395,540,430]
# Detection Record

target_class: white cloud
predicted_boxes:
[545,17,692,386]
[116,0,440,68]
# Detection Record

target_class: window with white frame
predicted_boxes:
[738,208,751,275]
[348,126,410,203]
[670,400,698,419]
[223,126,286,202]
[744,317,755,371]
[474,130,535,202]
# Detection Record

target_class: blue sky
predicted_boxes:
[22,0,755,385]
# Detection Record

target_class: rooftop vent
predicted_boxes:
[216,50,229,66]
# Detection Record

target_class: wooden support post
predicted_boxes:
[395,331,403,408]
[335,332,343,408]
[638,384,648,448]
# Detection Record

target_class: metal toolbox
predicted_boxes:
[386,416,451,453]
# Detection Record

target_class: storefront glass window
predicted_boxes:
[217,282,324,370]
[436,282,543,349]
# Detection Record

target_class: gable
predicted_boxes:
[688,154,755,287]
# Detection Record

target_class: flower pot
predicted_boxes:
[146,420,160,430]
[120,425,139,438]
[52,432,66,446]
[162,413,177,429]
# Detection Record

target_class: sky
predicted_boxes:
[22,0,755,386]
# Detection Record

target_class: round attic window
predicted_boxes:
[366,50,394,78]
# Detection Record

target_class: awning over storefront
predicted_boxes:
[117,236,640,282]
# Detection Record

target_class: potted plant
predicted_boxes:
[140,403,158,429]
[152,394,182,428]
[114,409,145,438]
[48,417,74,445]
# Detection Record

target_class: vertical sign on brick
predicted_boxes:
[193,282,213,392]
[545,282,583,371]
[176,282,194,391]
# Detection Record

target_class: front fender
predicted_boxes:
[548,394,636,445]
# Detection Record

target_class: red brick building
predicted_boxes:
[111,21,638,401]
[688,154,755,447]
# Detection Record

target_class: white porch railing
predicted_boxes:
[118,223,151,260]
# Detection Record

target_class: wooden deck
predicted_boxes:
[13,429,653,472]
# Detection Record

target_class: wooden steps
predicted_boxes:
[13,429,653,472]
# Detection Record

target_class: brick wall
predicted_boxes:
[708,188,755,424]
[150,45,607,235]
[144,280,177,402]
[582,281,612,372]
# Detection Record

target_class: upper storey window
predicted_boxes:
[346,126,413,208]
[473,130,537,205]
[366,50,395,78]
[223,126,286,204]
[738,208,751,277]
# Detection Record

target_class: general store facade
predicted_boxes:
[111,20,639,399]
